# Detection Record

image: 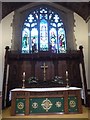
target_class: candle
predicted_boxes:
[66,71,68,77]
[23,72,25,77]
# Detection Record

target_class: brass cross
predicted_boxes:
[41,62,48,81]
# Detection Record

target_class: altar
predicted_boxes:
[11,87,82,115]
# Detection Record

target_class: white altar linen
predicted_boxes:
[11,87,81,92]
[10,87,82,101]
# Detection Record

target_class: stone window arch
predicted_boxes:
[11,3,76,51]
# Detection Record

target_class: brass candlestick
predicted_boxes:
[66,71,69,88]
[22,72,25,89]
[66,78,69,88]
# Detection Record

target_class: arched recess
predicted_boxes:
[11,2,76,51]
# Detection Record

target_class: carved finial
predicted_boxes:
[5,46,9,51]
[79,45,83,51]
[79,45,84,58]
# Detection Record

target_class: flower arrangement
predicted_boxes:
[28,76,38,83]
[52,76,63,84]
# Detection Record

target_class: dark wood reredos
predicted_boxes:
[2,46,88,108]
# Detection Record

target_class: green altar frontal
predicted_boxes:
[11,87,82,115]
[30,97,64,114]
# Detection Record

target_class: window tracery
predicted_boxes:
[22,6,66,53]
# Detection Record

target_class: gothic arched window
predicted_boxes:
[22,6,66,53]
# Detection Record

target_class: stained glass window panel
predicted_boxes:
[54,14,59,23]
[40,19,48,51]
[58,28,66,53]
[28,14,34,23]
[31,28,38,53]
[50,28,57,53]
[22,28,30,53]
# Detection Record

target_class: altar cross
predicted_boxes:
[41,62,48,81]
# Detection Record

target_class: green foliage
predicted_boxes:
[27,76,38,83]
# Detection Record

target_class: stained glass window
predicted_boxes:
[22,28,30,53]
[31,28,38,53]
[40,19,48,51]
[22,6,66,53]
[50,28,57,53]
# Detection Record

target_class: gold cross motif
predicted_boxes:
[41,62,48,81]
[41,98,52,112]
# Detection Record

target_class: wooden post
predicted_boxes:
[2,46,9,109]
[79,46,88,106]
